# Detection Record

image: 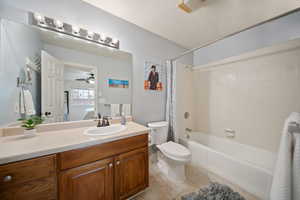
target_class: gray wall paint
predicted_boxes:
[0,0,190,125]
[194,11,300,66]
[0,19,42,126]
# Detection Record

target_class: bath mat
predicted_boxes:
[181,182,246,200]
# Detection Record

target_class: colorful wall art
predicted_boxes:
[108,79,129,88]
[144,61,163,91]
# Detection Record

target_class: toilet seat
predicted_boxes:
[157,141,191,162]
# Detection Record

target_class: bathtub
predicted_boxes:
[180,132,277,200]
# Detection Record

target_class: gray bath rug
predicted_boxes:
[181,182,246,200]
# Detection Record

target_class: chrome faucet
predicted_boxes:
[102,116,110,127]
[95,113,102,127]
[95,113,110,127]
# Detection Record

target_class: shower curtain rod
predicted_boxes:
[169,7,300,62]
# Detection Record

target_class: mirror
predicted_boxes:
[0,18,132,126]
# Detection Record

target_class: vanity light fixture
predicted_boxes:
[87,31,94,39]
[72,26,80,35]
[34,13,46,26]
[112,38,119,45]
[29,12,120,49]
[54,20,64,30]
[99,33,107,42]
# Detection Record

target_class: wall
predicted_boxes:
[191,39,300,152]
[0,19,42,126]
[0,0,191,125]
[194,10,300,66]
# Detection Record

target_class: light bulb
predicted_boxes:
[54,20,63,29]
[87,31,94,39]
[112,38,119,44]
[72,26,80,35]
[34,13,42,21]
[34,13,45,25]
[100,34,107,42]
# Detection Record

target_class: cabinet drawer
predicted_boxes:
[58,134,148,170]
[0,155,56,188]
[0,177,57,200]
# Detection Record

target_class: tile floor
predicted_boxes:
[132,151,260,200]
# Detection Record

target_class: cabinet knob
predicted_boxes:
[3,175,12,182]
[116,161,120,165]
[109,163,113,168]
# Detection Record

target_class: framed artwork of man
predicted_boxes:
[144,61,163,91]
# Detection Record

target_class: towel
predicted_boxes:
[15,89,36,116]
[270,112,300,200]
[24,89,36,115]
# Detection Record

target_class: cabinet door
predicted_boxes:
[115,147,149,200]
[59,157,114,200]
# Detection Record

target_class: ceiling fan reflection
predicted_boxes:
[75,73,95,84]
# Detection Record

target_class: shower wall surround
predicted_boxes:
[191,39,300,152]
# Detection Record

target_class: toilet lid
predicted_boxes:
[159,141,191,159]
[148,121,168,128]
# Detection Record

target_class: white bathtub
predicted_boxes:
[180,132,277,200]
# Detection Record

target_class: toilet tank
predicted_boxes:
[148,121,169,145]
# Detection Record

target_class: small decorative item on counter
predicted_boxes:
[19,116,44,134]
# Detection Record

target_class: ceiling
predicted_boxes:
[82,0,300,49]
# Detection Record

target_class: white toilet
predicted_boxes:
[148,121,191,182]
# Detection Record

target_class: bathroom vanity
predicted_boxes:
[0,121,149,200]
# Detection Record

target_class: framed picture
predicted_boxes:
[108,79,129,88]
[144,61,163,91]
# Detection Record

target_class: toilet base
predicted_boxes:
[157,151,186,182]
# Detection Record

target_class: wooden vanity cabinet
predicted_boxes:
[0,134,149,200]
[58,134,149,200]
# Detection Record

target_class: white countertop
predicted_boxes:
[0,122,149,165]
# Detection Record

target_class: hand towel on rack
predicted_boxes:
[23,89,36,115]
[15,89,36,116]
[270,112,300,200]
[15,88,27,115]
[15,88,24,114]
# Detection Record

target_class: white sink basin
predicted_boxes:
[84,124,126,136]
